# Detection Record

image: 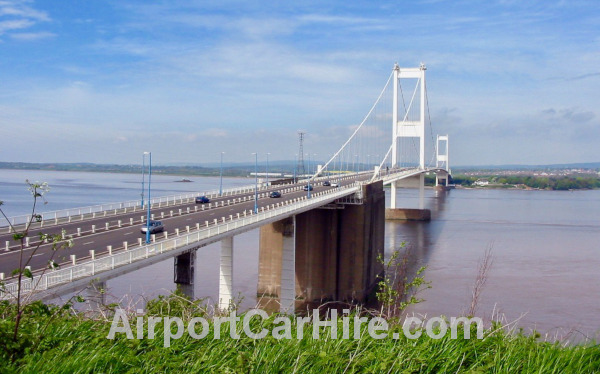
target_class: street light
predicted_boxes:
[252,152,258,214]
[141,153,146,208]
[266,152,270,187]
[219,152,225,197]
[144,151,152,244]
[306,153,311,199]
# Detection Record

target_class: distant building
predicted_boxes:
[474,179,489,186]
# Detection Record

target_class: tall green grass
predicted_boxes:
[1,296,599,373]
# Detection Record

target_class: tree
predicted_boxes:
[376,243,430,319]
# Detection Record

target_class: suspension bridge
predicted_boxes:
[0,63,452,313]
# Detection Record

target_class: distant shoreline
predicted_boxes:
[0,163,244,178]
[2,163,598,191]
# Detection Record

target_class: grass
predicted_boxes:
[1,295,599,373]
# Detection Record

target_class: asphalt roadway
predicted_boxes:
[0,175,369,279]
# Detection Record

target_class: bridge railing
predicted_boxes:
[0,181,285,229]
[379,167,426,184]
[0,182,360,299]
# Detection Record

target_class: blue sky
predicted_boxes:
[0,0,598,166]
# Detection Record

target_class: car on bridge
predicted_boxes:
[269,191,282,198]
[195,196,210,204]
[141,220,164,234]
[323,181,331,186]
[330,182,340,187]
[303,184,313,191]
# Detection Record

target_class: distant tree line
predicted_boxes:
[438,174,600,190]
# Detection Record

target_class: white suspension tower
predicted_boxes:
[436,134,450,186]
[390,63,427,209]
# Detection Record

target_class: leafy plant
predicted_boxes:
[0,180,74,360]
[375,242,431,319]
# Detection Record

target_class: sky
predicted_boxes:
[0,0,598,167]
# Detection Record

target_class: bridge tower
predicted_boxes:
[436,135,449,172]
[435,135,450,186]
[390,63,427,209]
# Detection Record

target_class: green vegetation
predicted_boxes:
[440,175,600,190]
[0,295,598,373]
[376,243,430,319]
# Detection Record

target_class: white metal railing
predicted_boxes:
[380,167,425,185]
[1,181,285,228]
[0,183,360,299]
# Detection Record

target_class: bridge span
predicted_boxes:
[1,63,452,313]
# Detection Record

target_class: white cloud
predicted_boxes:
[0,18,32,33]
[10,30,55,40]
[0,0,49,21]
[0,0,50,38]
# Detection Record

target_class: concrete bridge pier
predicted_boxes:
[174,250,195,299]
[386,174,431,221]
[257,181,385,313]
[218,236,234,310]
[256,217,294,313]
[279,216,296,313]
[434,170,452,191]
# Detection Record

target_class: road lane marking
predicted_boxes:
[83,241,94,245]
[124,232,134,235]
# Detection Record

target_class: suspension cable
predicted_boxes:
[311,70,394,180]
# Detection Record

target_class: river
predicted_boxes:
[1,169,598,340]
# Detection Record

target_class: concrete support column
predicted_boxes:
[419,174,425,210]
[219,236,234,310]
[386,174,431,221]
[280,215,296,314]
[174,251,195,299]
[390,181,397,209]
[258,181,384,313]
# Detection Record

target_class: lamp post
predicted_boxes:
[141,153,146,208]
[306,153,311,199]
[253,152,258,214]
[219,152,225,197]
[266,152,270,187]
[355,154,359,175]
[313,153,317,175]
[144,151,152,244]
